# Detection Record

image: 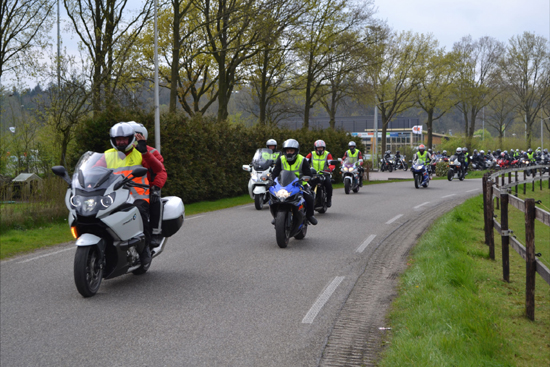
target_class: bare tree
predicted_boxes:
[63,0,152,116]
[499,32,550,147]
[0,0,55,81]
[453,35,504,142]
[485,90,517,147]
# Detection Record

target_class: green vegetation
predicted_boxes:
[380,194,550,367]
[0,220,73,259]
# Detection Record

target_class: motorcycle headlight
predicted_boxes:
[276,189,290,199]
[70,195,82,208]
[83,198,97,212]
[100,193,115,208]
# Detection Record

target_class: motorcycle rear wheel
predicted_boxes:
[74,246,103,298]
[344,180,350,194]
[275,211,290,248]
[254,194,264,210]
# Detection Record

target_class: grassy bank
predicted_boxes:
[379,193,550,367]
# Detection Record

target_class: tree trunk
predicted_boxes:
[169,0,180,114]
[381,115,388,154]
[303,52,315,130]
[329,87,337,129]
[426,110,433,149]
[258,50,269,125]
[468,107,477,137]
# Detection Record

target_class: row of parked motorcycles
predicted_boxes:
[242,148,362,248]
[379,155,408,172]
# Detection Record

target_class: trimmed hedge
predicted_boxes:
[74,112,359,204]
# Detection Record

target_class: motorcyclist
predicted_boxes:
[126,121,167,247]
[395,150,403,168]
[527,148,535,163]
[95,122,165,267]
[271,139,317,225]
[305,140,335,207]
[413,144,431,165]
[455,147,466,175]
[442,150,448,158]
[265,139,280,161]
[342,141,364,186]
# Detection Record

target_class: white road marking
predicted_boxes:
[237,204,255,209]
[466,189,479,193]
[186,215,205,220]
[442,194,456,198]
[17,247,73,264]
[302,276,345,324]
[356,235,376,253]
[413,202,430,209]
[386,214,403,224]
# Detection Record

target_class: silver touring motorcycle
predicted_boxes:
[52,151,184,297]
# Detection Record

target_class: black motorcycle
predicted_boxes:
[311,169,331,214]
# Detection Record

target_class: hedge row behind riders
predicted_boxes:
[271,139,318,225]
[94,122,166,268]
[305,140,335,208]
[342,141,364,186]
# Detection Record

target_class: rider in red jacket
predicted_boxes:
[127,122,167,246]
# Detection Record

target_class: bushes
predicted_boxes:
[74,113,357,204]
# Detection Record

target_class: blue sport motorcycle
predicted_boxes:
[411,161,430,188]
[269,170,309,248]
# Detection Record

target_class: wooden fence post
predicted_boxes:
[525,198,536,321]
[524,170,526,194]
[486,179,495,259]
[508,172,511,185]
[515,171,518,196]
[532,175,535,192]
[481,177,489,245]
[501,193,509,282]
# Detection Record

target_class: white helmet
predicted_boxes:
[266,139,277,150]
[110,122,137,152]
[126,121,148,140]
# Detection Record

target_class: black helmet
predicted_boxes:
[282,139,300,163]
[110,122,136,152]
[396,150,400,154]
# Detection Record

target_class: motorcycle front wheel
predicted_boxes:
[254,194,264,210]
[388,164,393,172]
[344,179,351,194]
[316,190,327,214]
[74,246,103,298]
[275,210,290,248]
[447,169,453,181]
[403,164,408,171]
[414,174,421,189]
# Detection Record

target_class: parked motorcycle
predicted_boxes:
[242,148,274,210]
[339,157,361,194]
[394,155,408,171]
[52,151,184,297]
[268,170,309,248]
[447,155,465,181]
[411,161,430,188]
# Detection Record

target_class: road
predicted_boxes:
[1,178,483,366]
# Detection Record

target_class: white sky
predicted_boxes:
[374,0,550,50]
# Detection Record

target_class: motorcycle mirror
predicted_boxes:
[52,166,71,185]
[337,158,342,162]
[329,160,339,166]
[131,167,148,178]
[302,176,311,181]
[242,165,251,172]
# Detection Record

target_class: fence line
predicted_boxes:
[483,166,550,321]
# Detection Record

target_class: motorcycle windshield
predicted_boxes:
[342,157,355,168]
[72,152,119,192]
[277,170,299,187]
[252,148,274,171]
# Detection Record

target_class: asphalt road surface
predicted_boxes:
[1,178,483,366]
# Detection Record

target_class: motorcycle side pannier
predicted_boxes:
[162,196,184,237]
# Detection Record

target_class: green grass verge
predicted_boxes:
[379,194,550,367]
[0,219,74,259]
